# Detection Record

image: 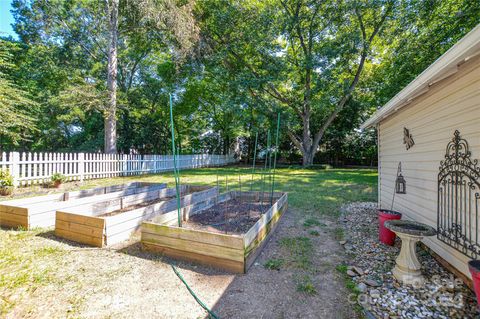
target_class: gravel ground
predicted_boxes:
[340,202,478,319]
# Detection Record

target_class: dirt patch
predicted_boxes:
[1,208,357,319]
[183,199,269,235]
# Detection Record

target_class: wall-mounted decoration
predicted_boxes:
[403,127,415,150]
[437,130,480,258]
[395,162,406,194]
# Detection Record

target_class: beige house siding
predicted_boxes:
[378,54,480,277]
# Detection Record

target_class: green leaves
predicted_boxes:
[0,40,38,145]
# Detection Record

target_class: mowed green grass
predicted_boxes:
[1,166,378,216]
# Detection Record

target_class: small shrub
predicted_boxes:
[264,258,284,271]
[0,170,14,195]
[50,173,66,187]
[309,230,320,236]
[0,170,14,187]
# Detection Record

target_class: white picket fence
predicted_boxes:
[0,152,236,186]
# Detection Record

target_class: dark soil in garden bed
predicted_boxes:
[183,199,270,235]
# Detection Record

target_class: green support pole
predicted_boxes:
[261,131,271,205]
[250,131,258,192]
[270,113,281,205]
[169,94,182,227]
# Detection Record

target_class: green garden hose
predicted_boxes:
[171,264,220,319]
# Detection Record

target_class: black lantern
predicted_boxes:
[395,162,406,194]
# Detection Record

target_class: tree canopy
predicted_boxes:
[0,0,479,165]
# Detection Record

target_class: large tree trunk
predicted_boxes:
[105,0,118,154]
[287,112,316,166]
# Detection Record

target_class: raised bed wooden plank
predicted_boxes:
[24,184,167,214]
[244,193,288,248]
[102,187,218,245]
[0,183,166,229]
[150,211,178,225]
[56,220,105,238]
[0,182,161,208]
[55,186,218,247]
[1,205,28,217]
[55,227,104,247]
[181,187,218,207]
[57,211,105,228]
[244,198,288,271]
[142,233,243,262]
[142,223,244,249]
[142,242,245,273]
[63,185,180,217]
[141,191,288,274]
[0,212,28,228]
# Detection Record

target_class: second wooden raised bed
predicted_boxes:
[54,185,218,247]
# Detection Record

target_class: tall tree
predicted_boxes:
[105,0,119,153]
[0,39,37,147]
[199,0,396,165]
[11,0,199,153]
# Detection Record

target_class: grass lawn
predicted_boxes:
[1,166,377,214]
[0,166,377,317]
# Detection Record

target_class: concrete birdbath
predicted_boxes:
[384,220,436,286]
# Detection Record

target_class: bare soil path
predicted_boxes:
[1,208,356,319]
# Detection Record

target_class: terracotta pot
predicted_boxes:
[468,260,480,310]
[0,186,13,196]
[53,180,62,188]
[378,209,402,246]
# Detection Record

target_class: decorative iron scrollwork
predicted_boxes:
[438,130,480,258]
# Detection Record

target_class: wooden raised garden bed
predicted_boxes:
[0,182,166,229]
[141,191,288,273]
[54,185,217,247]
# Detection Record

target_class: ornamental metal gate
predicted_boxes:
[438,130,480,258]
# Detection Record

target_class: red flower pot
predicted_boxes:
[468,260,480,310]
[378,209,402,246]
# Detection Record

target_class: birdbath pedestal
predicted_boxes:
[384,220,436,286]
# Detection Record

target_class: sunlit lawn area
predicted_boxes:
[4,166,376,214]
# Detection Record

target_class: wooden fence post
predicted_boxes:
[11,151,20,187]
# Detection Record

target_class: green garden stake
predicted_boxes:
[250,131,258,192]
[238,172,242,203]
[270,113,281,206]
[169,93,182,227]
[261,131,271,206]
